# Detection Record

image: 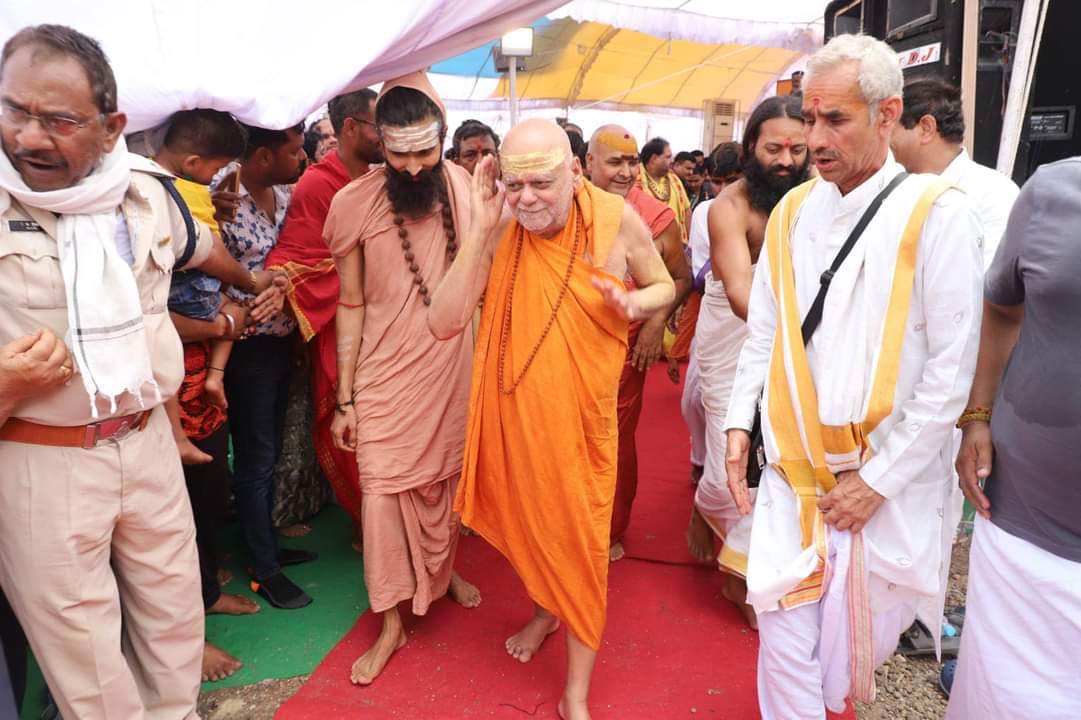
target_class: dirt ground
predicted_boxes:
[197,536,972,720]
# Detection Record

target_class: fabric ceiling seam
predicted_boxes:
[619,33,676,106]
[565,25,621,109]
[665,42,728,108]
[714,45,771,110]
[574,45,758,111]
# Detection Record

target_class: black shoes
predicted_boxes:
[252,571,312,609]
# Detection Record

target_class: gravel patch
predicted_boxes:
[198,677,306,720]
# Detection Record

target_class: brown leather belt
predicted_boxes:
[0,411,152,449]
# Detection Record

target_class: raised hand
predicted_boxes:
[591,276,638,320]
[471,155,505,239]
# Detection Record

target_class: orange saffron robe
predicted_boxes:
[456,181,628,650]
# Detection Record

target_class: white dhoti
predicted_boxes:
[681,341,706,469]
[946,515,1081,720]
[694,275,754,572]
[757,530,916,719]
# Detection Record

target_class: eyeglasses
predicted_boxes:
[0,100,102,138]
[348,115,377,128]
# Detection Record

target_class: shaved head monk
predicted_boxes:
[429,119,675,719]
[586,125,691,562]
[323,71,481,686]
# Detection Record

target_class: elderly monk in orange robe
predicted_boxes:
[585,125,691,562]
[429,119,675,720]
[324,72,480,686]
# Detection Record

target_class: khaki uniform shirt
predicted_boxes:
[0,165,213,426]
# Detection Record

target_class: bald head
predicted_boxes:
[501,119,580,237]
[587,124,641,197]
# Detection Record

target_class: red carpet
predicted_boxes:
[276,366,856,719]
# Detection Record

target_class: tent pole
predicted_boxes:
[509,62,519,126]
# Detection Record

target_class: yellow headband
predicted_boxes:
[380,120,442,153]
[500,147,567,177]
[594,130,638,156]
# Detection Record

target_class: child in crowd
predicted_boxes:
[154,109,249,464]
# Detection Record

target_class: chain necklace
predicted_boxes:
[643,171,671,203]
[497,208,583,395]
[392,181,458,306]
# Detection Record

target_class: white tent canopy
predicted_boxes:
[0,1,828,135]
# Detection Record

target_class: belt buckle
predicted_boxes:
[112,416,136,443]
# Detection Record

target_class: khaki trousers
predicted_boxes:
[0,406,203,720]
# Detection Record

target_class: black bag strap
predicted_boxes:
[799,171,909,344]
[155,175,199,270]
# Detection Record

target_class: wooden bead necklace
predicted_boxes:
[392,181,458,306]
[497,207,583,395]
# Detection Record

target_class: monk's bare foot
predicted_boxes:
[202,642,242,682]
[686,505,715,563]
[608,542,625,562]
[350,620,406,685]
[690,463,704,485]
[505,613,559,663]
[448,571,482,608]
[558,695,591,720]
[279,522,312,538]
[177,436,213,465]
[722,574,758,631]
[208,592,260,616]
[459,525,478,536]
[218,568,233,587]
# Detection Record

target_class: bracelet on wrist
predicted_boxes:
[220,311,236,337]
[335,400,355,414]
[957,406,992,429]
[207,366,226,373]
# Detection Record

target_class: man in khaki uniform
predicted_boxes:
[0,25,280,719]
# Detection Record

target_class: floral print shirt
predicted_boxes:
[215,178,297,337]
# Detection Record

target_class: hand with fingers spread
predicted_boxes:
[0,329,74,411]
[817,470,885,533]
[956,421,993,519]
[725,429,754,515]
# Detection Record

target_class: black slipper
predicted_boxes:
[279,548,319,567]
[251,571,312,609]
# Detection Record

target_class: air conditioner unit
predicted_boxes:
[703,99,739,152]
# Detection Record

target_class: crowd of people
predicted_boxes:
[0,21,1077,720]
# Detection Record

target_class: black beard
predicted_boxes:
[385,161,443,217]
[743,155,811,215]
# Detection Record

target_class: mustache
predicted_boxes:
[13,149,65,165]
[813,151,839,162]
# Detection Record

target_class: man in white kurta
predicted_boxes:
[723,35,984,718]
[891,75,1019,268]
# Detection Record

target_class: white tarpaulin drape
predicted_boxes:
[0,0,564,131]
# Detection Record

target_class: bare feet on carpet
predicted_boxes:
[350,618,407,685]
[559,695,592,720]
[177,435,213,465]
[208,592,260,616]
[506,611,560,663]
[279,522,312,538]
[608,541,625,562]
[722,574,758,631]
[448,571,482,608]
[202,642,242,682]
[686,505,715,563]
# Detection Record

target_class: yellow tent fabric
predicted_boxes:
[494,18,800,114]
